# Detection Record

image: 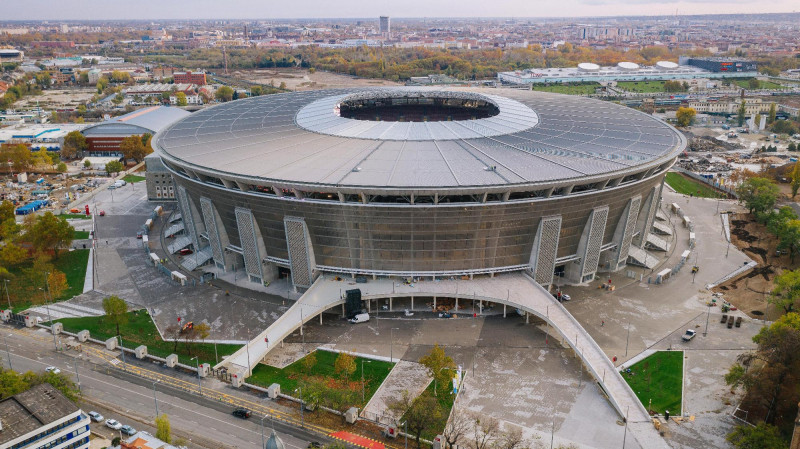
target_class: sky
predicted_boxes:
[2,0,797,20]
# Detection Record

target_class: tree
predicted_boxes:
[250,85,263,96]
[46,271,68,301]
[0,144,32,172]
[419,344,455,394]
[772,120,798,136]
[443,409,471,449]
[792,164,800,200]
[175,91,187,106]
[0,368,80,402]
[470,413,500,449]
[388,391,443,449]
[737,101,747,127]
[61,131,87,159]
[215,86,234,102]
[334,352,356,379]
[736,177,779,215]
[24,212,74,259]
[105,160,123,175]
[675,107,696,127]
[119,135,149,163]
[279,81,287,90]
[96,76,108,94]
[727,422,788,449]
[102,295,129,336]
[56,162,67,173]
[770,269,800,313]
[767,103,777,125]
[301,352,318,373]
[155,414,171,443]
[789,142,798,152]
[83,159,91,169]
[748,78,761,89]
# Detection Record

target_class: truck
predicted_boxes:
[681,329,697,342]
[349,313,370,324]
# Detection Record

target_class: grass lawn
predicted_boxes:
[8,249,90,313]
[616,81,672,93]
[122,174,146,183]
[49,310,240,366]
[249,349,394,408]
[665,172,726,198]
[58,213,91,220]
[530,83,599,95]
[73,230,90,239]
[622,351,683,415]
[732,79,786,90]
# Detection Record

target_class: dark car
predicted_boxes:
[308,443,321,448]
[232,409,251,419]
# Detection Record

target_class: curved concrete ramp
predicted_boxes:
[220,273,668,448]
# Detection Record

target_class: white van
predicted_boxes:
[349,313,370,324]
[114,180,127,187]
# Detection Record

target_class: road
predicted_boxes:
[1,326,323,449]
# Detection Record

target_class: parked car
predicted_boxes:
[45,366,61,374]
[349,313,370,324]
[88,411,104,422]
[120,425,137,436]
[682,329,697,342]
[107,185,117,190]
[99,210,105,216]
[232,409,252,419]
[105,419,122,430]
[179,248,193,255]
[136,231,143,239]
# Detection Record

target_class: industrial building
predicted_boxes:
[153,87,683,288]
[678,57,757,73]
[81,106,190,157]
[145,153,176,201]
[172,71,207,85]
[0,123,88,151]
[0,384,90,449]
[498,59,758,85]
[0,48,23,63]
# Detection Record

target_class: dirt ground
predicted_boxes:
[230,68,401,91]
[712,213,789,319]
[16,87,96,109]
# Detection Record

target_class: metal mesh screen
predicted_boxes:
[534,216,562,286]
[616,196,642,267]
[284,217,312,287]
[235,207,263,281]
[200,197,224,269]
[582,207,609,276]
[177,186,199,249]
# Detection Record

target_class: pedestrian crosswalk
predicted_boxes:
[27,302,104,320]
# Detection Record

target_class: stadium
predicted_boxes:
[152,87,685,290]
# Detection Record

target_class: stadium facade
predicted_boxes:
[153,87,685,289]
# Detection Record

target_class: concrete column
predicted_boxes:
[503,304,506,318]
[433,297,437,310]
[455,297,458,311]
[342,304,345,317]
[490,272,495,278]
[389,297,393,311]
[469,273,474,280]
[373,274,377,280]
[526,312,530,324]
[319,313,323,325]
[367,300,371,313]
[479,300,483,314]
[411,296,414,310]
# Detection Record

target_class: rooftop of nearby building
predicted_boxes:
[82,106,191,136]
[0,384,80,445]
[121,431,179,449]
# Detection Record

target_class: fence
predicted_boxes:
[671,167,738,199]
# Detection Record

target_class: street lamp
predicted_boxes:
[361,359,372,402]
[4,334,12,371]
[260,414,271,448]
[73,358,81,394]
[118,335,126,368]
[3,279,10,310]
[152,379,160,416]
[191,356,202,396]
[41,273,58,351]
[294,387,304,427]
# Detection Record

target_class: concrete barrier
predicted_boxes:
[77,330,90,342]
[198,363,210,378]
[52,322,63,334]
[345,407,359,424]
[135,345,148,359]
[0,310,10,321]
[165,354,178,368]
[231,370,245,388]
[267,383,280,399]
[105,337,118,350]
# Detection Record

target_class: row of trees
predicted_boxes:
[0,367,81,402]
[0,144,66,173]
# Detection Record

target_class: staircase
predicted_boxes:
[645,233,670,252]
[627,246,660,269]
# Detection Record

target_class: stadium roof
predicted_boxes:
[155,87,684,190]
[83,106,190,136]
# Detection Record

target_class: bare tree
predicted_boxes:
[470,413,499,449]
[444,409,471,449]
[495,424,531,449]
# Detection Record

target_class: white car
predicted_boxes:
[88,411,104,422]
[45,366,61,375]
[682,329,697,342]
[105,419,123,430]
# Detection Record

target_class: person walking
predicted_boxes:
[601,320,605,327]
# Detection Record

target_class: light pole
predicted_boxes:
[294,387,304,427]
[622,406,629,448]
[4,334,12,371]
[703,303,711,337]
[118,335,126,368]
[42,273,58,351]
[191,356,202,396]
[361,359,372,402]
[390,328,399,363]
[300,307,305,354]
[73,358,81,394]
[152,379,160,416]
[261,414,268,449]
[214,341,218,365]
[3,279,10,310]
[624,322,631,357]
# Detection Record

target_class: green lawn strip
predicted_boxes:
[249,349,394,408]
[530,83,599,95]
[73,230,90,239]
[732,79,786,90]
[58,213,91,220]
[622,351,683,415]
[7,249,90,313]
[616,81,670,93]
[122,174,147,183]
[665,172,725,198]
[49,310,240,366]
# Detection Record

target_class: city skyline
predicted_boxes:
[2,0,798,21]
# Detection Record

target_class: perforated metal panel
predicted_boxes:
[235,207,263,281]
[200,197,224,269]
[582,207,609,277]
[176,186,199,249]
[284,217,313,288]
[643,183,663,240]
[616,196,642,267]
[532,216,562,286]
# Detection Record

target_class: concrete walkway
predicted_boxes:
[360,360,432,424]
[219,272,669,449]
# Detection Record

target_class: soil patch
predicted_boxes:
[712,213,792,319]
